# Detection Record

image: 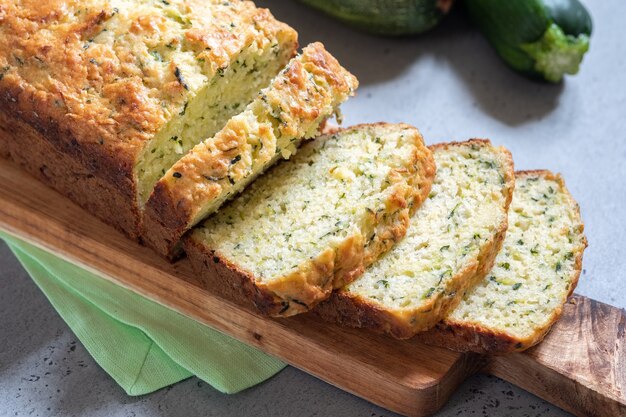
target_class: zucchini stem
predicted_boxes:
[521,23,590,83]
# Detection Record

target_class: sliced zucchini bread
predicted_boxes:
[0,0,298,239]
[316,140,515,338]
[185,123,436,317]
[143,43,358,258]
[419,170,587,353]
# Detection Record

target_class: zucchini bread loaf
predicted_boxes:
[185,123,436,317]
[0,0,297,239]
[143,42,358,259]
[315,140,515,338]
[419,170,587,353]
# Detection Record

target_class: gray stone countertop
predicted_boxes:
[1,1,625,416]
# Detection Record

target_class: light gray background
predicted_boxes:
[1,1,624,416]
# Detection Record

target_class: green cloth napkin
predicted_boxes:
[1,232,286,396]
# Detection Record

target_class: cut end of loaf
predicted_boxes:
[142,42,358,259]
[185,123,435,316]
[429,170,587,353]
[0,0,298,240]
[135,7,299,204]
[317,139,515,337]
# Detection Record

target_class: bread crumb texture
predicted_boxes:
[340,140,513,334]
[447,172,587,343]
[0,0,297,203]
[152,42,358,229]
[191,123,435,316]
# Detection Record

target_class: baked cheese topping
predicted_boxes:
[0,0,297,203]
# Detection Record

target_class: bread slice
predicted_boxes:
[184,123,436,317]
[419,170,587,353]
[315,140,515,338]
[0,1,297,239]
[143,43,358,258]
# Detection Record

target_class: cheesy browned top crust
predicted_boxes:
[0,0,297,198]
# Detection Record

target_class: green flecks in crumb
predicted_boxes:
[376,280,390,289]
[170,135,183,153]
[150,50,163,62]
[448,202,461,219]
[174,67,188,90]
[555,261,562,272]
[423,287,436,299]
[481,159,496,169]
[438,269,452,285]
[179,101,188,116]
[499,262,510,270]
[512,283,522,290]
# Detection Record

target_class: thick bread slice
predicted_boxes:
[0,0,297,239]
[143,43,358,258]
[184,123,436,317]
[419,170,587,353]
[316,140,515,338]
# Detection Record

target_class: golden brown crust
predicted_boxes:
[328,123,436,293]
[314,257,484,339]
[420,170,588,353]
[143,42,359,259]
[184,123,435,317]
[315,139,516,339]
[185,225,338,316]
[184,236,289,315]
[0,0,297,239]
[0,110,140,239]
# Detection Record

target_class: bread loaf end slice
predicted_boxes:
[185,123,436,316]
[0,1,297,239]
[315,140,515,338]
[419,170,587,353]
[144,43,358,258]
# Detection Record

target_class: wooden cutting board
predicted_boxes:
[0,156,624,417]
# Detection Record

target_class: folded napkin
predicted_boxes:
[1,232,285,396]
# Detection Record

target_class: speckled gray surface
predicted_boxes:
[1,1,625,416]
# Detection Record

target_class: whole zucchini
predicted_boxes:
[297,0,455,36]
[465,0,592,82]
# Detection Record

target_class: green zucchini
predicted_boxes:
[465,0,592,82]
[297,0,455,36]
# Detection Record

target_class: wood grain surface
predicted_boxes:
[0,156,624,417]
